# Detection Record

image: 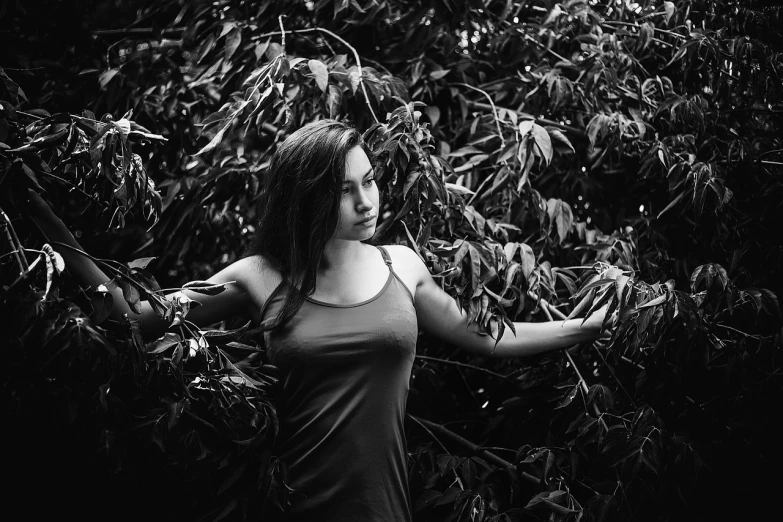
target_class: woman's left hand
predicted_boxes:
[581,304,616,338]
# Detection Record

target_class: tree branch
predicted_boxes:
[1,207,27,273]
[465,100,586,137]
[450,82,506,148]
[92,27,185,39]
[407,414,539,485]
[415,354,515,382]
[253,27,379,123]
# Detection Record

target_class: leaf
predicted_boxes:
[218,461,248,495]
[656,191,685,219]
[547,198,573,243]
[119,279,143,314]
[428,69,450,81]
[586,114,609,149]
[208,499,237,522]
[144,332,181,354]
[445,182,475,196]
[453,154,488,173]
[202,321,252,342]
[414,490,442,513]
[578,278,615,298]
[424,105,440,126]
[349,70,361,93]
[582,287,614,326]
[326,84,342,118]
[663,1,675,25]
[99,69,119,90]
[91,289,114,325]
[518,119,535,137]
[225,28,242,61]
[566,288,595,321]
[760,289,781,317]
[265,42,283,60]
[546,127,575,153]
[435,487,461,506]
[448,146,482,158]
[308,59,329,92]
[195,124,228,156]
[519,243,536,279]
[113,118,130,142]
[543,4,563,26]
[637,293,667,309]
[127,257,156,270]
[531,123,553,165]
[182,280,230,295]
[42,243,65,273]
[555,384,579,409]
[166,399,186,430]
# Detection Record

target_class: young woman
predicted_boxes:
[29,119,608,521]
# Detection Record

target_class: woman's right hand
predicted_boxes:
[25,189,261,340]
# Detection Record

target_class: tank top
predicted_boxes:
[260,245,418,521]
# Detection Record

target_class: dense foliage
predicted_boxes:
[2,0,781,520]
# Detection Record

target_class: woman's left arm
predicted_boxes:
[402,247,604,357]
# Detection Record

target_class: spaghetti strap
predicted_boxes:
[376,245,393,266]
[375,245,415,304]
[258,278,287,323]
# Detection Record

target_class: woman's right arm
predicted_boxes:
[27,190,259,340]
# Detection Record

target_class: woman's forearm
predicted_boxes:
[468,319,601,358]
[27,191,156,324]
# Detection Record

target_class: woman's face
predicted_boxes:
[331,145,379,242]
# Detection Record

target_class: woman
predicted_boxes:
[30,119,608,521]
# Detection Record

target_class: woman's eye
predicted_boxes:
[364,177,375,186]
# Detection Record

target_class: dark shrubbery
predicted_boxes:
[2,1,781,520]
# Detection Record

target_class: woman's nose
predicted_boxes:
[355,192,372,211]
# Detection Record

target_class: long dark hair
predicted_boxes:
[249,119,364,329]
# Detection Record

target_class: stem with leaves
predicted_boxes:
[450,83,506,149]
[254,27,379,123]
[408,414,540,485]
[1,207,28,273]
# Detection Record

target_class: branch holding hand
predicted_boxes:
[25,189,254,340]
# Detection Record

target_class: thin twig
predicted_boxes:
[518,31,575,65]
[407,415,541,485]
[465,100,585,137]
[0,207,27,273]
[602,20,685,40]
[415,354,514,382]
[39,171,100,201]
[406,414,451,454]
[467,168,499,206]
[565,348,610,430]
[251,27,379,123]
[278,15,286,53]
[592,344,637,407]
[564,350,590,396]
[450,82,506,149]
[475,446,517,454]
[5,253,45,291]
[17,110,45,120]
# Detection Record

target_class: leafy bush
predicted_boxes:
[2,0,781,521]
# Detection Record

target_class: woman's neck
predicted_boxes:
[319,239,368,273]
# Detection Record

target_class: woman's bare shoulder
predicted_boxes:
[377,244,428,290]
[220,254,283,299]
[379,244,425,267]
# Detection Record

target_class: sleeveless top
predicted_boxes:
[260,246,418,522]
